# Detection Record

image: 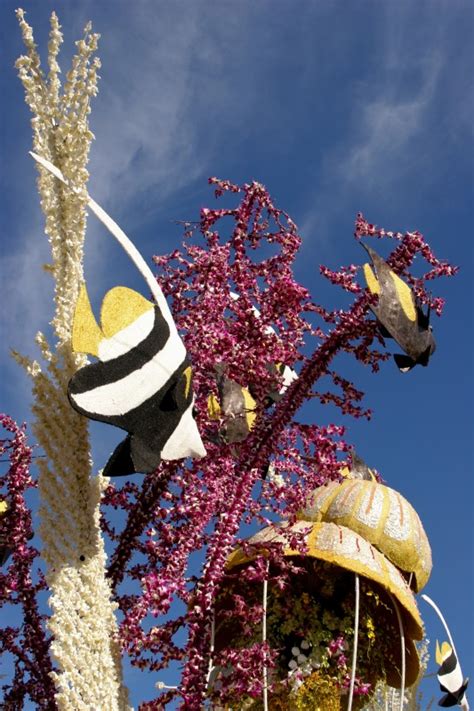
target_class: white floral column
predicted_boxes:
[14,10,130,710]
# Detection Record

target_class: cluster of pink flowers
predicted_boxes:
[0,415,56,709]
[2,179,457,709]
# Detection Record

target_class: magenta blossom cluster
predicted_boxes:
[0,415,56,710]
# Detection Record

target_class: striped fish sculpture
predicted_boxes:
[361,243,436,372]
[26,153,206,478]
[436,641,469,708]
[69,284,206,477]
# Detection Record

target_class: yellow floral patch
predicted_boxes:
[389,272,417,321]
[363,263,381,295]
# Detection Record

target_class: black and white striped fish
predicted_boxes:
[69,284,206,477]
[436,640,469,708]
[28,153,207,478]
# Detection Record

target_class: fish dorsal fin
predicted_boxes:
[242,388,257,429]
[363,263,381,295]
[207,394,221,419]
[436,640,452,664]
[367,468,377,481]
[183,366,192,400]
[0,500,8,515]
[417,303,430,330]
[389,271,417,321]
[100,287,153,339]
[72,283,104,357]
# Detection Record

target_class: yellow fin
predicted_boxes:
[363,263,381,294]
[242,388,257,430]
[340,466,351,478]
[389,272,417,321]
[0,500,8,515]
[183,366,192,399]
[72,283,103,357]
[207,394,221,419]
[436,640,451,664]
[100,287,154,338]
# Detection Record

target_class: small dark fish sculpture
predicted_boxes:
[340,451,377,481]
[207,365,257,445]
[361,243,436,372]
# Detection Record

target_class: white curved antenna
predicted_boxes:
[389,594,406,711]
[29,152,176,333]
[421,594,458,663]
[347,573,360,711]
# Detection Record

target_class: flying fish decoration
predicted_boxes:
[361,243,436,372]
[436,641,470,709]
[30,153,206,477]
[207,365,257,445]
[207,294,298,445]
[340,451,377,481]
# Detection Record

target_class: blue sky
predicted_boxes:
[1,1,472,708]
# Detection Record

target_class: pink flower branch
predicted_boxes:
[0,415,56,710]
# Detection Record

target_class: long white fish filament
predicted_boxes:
[421,594,470,711]
[389,594,406,711]
[29,152,176,333]
[347,573,360,711]
[262,560,269,711]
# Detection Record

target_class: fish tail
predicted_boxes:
[102,435,136,478]
[393,353,416,372]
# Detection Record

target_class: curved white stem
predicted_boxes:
[262,561,269,711]
[205,610,216,687]
[347,573,360,711]
[390,594,405,711]
[29,152,176,331]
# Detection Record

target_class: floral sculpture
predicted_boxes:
[209,465,432,709]
[0,10,467,711]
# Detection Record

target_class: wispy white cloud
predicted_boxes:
[342,57,441,187]
[299,3,465,247]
